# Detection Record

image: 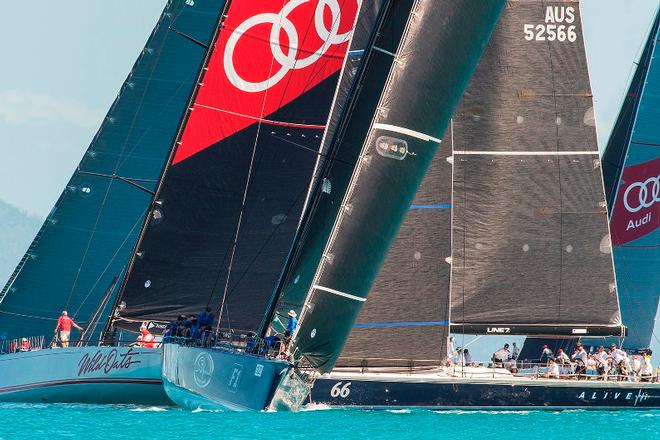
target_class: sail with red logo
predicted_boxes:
[605,6,660,350]
[109,0,362,337]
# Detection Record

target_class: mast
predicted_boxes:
[0,0,225,342]
[287,0,506,373]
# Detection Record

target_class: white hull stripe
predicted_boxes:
[373,46,396,57]
[313,285,366,302]
[453,150,599,156]
[373,123,442,143]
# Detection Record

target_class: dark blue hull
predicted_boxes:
[162,344,291,411]
[311,374,660,409]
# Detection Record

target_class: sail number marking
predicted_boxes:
[330,381,351,398]
[524,6,577,42]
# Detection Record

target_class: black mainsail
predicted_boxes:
[0,0,225,342]
[450,0,623,337]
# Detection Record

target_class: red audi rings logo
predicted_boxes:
[224,0,356,93]
[623,175,660,213]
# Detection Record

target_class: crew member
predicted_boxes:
[19,337,31,352]
[594,346,608,380]
[547,358,560,379]
[571,343,588,380]
[279,310,298,356]
[555,348,570,365]
[540,344,553,365]
[137,325,155,348]
[492,343,511,368]
[54,311,83,348]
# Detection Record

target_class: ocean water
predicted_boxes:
[0,404,658,439]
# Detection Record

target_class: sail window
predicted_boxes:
[80,185,92,197]
[310,328,317,338]
[151,209,163,225]
[293,275,300,285]
[375,136,408,160]
[414,251,421,260]
[565,245,573,253]
[522,244,530,252]
[271,214,287,225]
[144,280,151,288]
[322,178,332,194]
[599,235,612,254]
[516,115,524,124]
[555,117,562,125]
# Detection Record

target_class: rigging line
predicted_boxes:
[71,207,149,319]
[216,26,282,333]
[272,0,353,112]
[77,171,156,195]
[193,104,326,129]
[214,182,311,307]
[170,28,209,49]
[269,133,353,166]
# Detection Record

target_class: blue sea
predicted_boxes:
[1,404,658,439]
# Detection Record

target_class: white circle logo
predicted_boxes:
[623,175,660,213]
[224,0,356,93]
[193,352,214,388]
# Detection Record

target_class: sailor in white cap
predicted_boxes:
[285,310,298,337]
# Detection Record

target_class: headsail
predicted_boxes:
[605,6,660,349]
[111,0,363,335]
[0,0,224,341]
[279,0,506,373]
[450,0,624,337]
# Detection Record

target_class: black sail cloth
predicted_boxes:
[450,0,623,336]
[287,0,507,373]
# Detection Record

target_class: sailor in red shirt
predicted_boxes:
[54,311,83,348]
[19,337,32,352]
[137,325,155,349]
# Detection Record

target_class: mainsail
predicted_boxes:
[0,0,225,341]
[111,0,366,335]
[450,0,623,337]
[275,0,506,372]
[604,6,660,349]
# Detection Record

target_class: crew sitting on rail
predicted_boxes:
[555,348,570,365]
[491,343,512,368]
[593,346,609,380]
[19,337,32,352]
[136,325,155,348]
[641,351,654,382]
[546,358,560,379]
[571,343,588,380]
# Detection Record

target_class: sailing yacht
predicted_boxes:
[0,0,227,404]
[104,0,505,411]
[311,0,660,410]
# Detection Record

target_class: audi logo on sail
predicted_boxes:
[224,0,356,93]
[623,175,660,213]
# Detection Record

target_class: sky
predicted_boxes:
[0,1,658,359]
